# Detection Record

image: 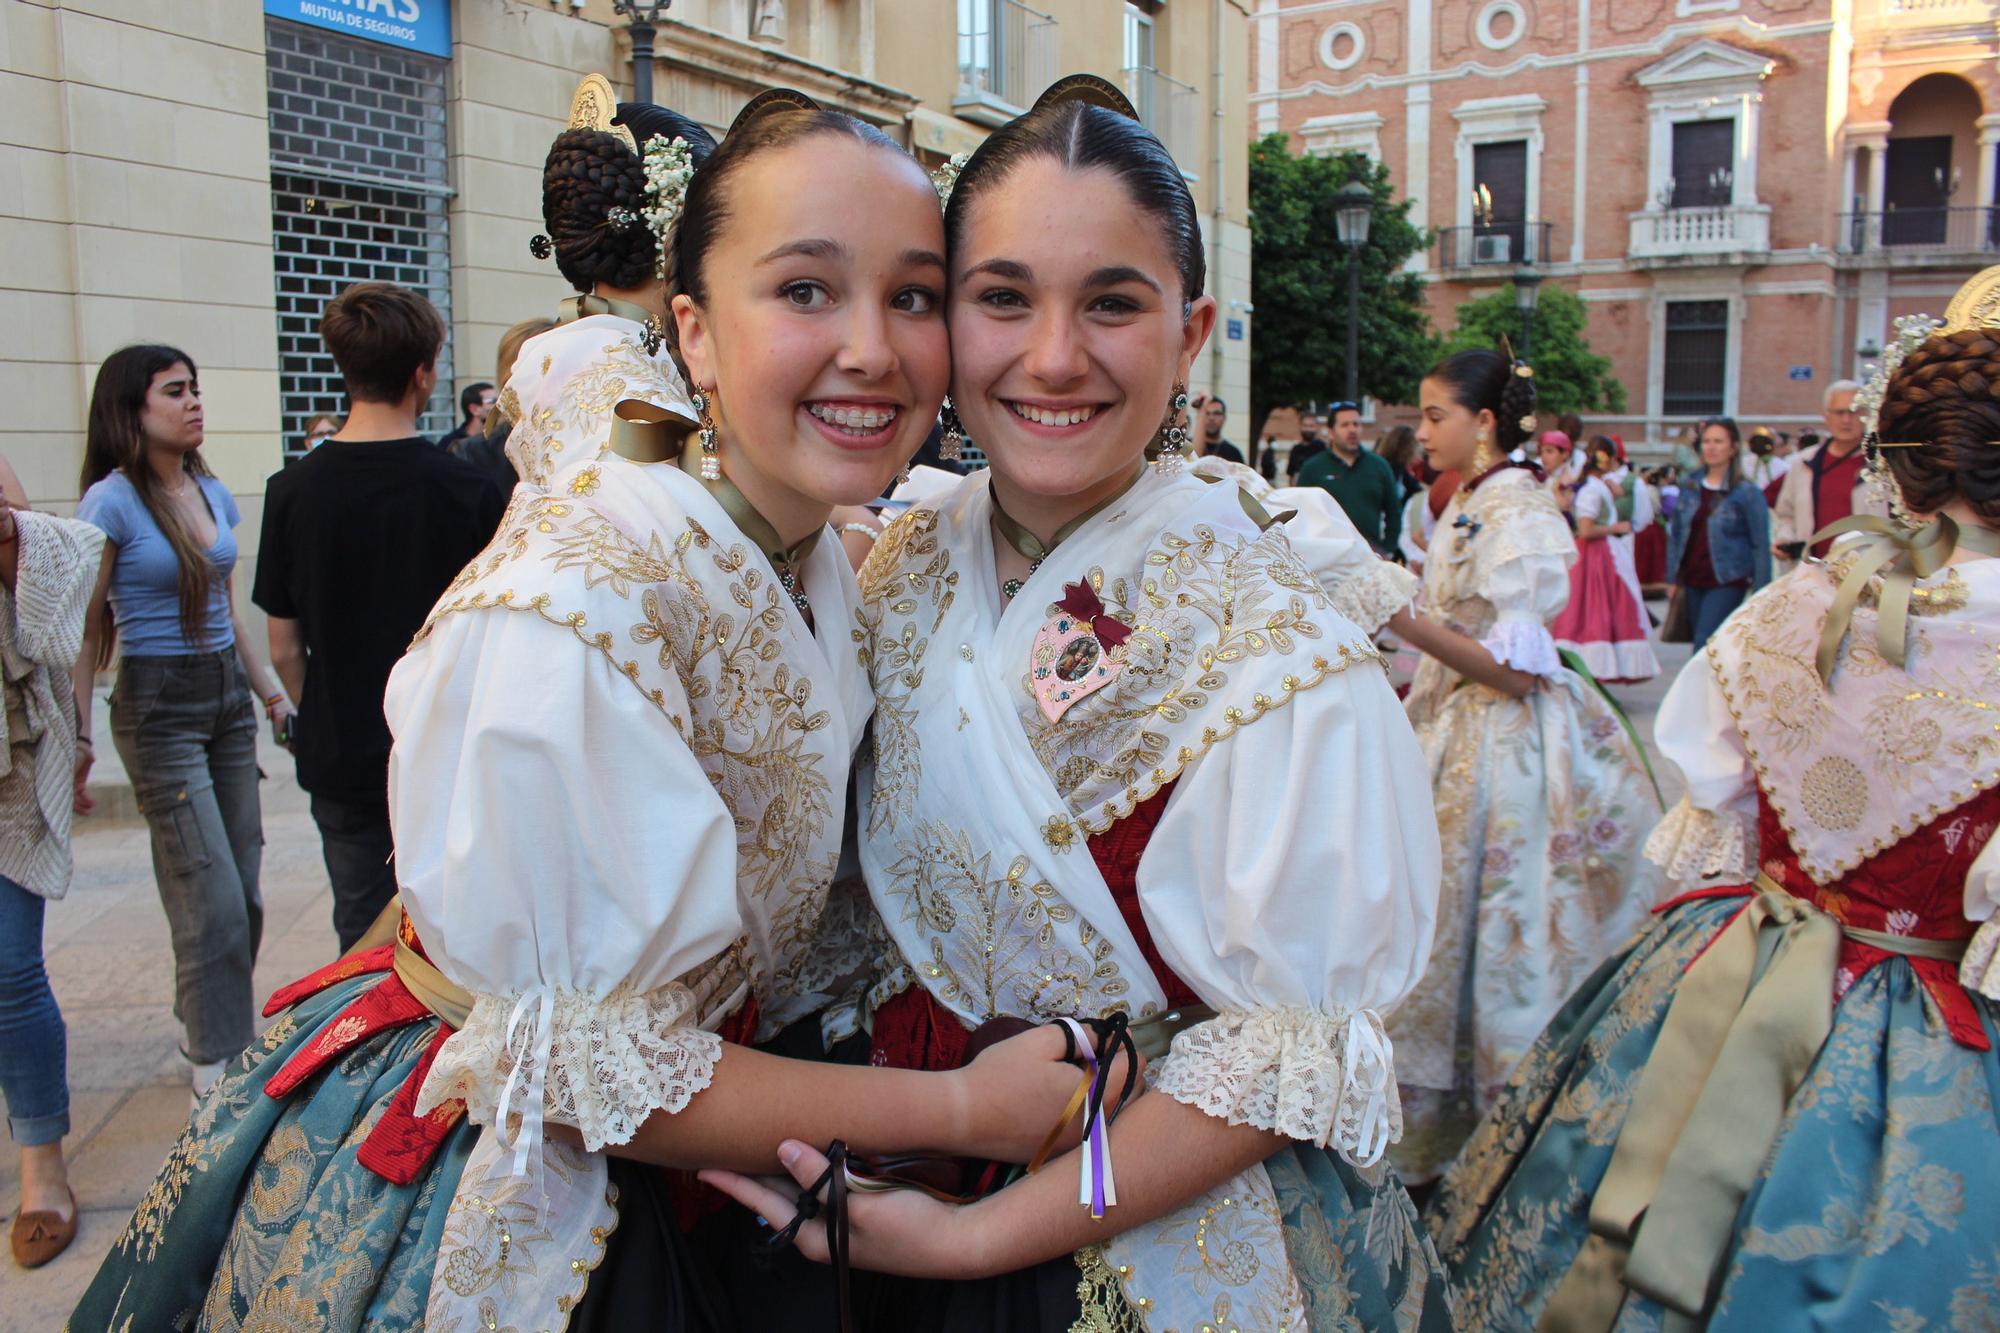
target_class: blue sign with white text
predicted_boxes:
[1227,318,1245,341]
[265,0,452,58]
[1788,365,1814,382]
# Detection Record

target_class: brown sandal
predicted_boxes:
[11,1187,78,1268]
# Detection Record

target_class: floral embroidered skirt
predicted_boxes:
[1425,894,2000,1331]
[68,970,474,1332]
[1396,670,1663,1183]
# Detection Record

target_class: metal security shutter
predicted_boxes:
[266,19,453,459]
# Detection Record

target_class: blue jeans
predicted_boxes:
[1686,583,1748,651]
[0,873,68,1146]
[111,651,264,1065]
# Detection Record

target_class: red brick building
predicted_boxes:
[1251,0,1999,450]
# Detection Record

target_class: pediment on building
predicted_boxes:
[1635,39,1775,92]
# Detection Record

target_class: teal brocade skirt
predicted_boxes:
[66,971,472,1332]
[1425,895,2000,1332]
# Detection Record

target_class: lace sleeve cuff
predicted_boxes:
[1149,1004,1399,1166]
[1643,795,1754,884]
[1480,616,1562,677]
[1963,919,2000,1002]
[1330,559,1420,639]
[415,979,723,1155]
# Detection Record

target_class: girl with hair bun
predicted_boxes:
[76,85,1099,1333]
[1427,282,2000,1330]
[711,76,1453,1330]
[501,87,718,491]
[1384,347,1663,1186]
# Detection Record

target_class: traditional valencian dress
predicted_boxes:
[1396,464,1662,1183]
[1428,552,2000,1331]
[1551,474,1660,684]
[67,307,829,1332]
[853,463,1454,1330]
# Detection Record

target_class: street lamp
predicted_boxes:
[613,1,673,105]
[1334,180,1373,404]
[1511,263,1543,361]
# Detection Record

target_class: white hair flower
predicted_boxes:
[931,150,971,207]
[641,136,697,279]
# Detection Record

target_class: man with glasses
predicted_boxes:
[1297,400,1402,557]
[1771,379,1882,564]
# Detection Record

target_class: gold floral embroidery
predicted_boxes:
[567,464,601,497]
[883,820,1125,1022]
[413,471,847,1025]
[853,507,958,835]
[1042,815,1078,851]
[1070,1246,1147,1333]
[510,335,669,490]
[1707,566,2000,881]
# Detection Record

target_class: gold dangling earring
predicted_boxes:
[1154,382,1191,477]
[693,388,721,481]
[1472,429,1497,476]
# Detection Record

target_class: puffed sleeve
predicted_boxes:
[1641,647,1758,886]
[1962,818,2000,999]
[1266,484,1419,637]
[1477,498,1573,677]
[386,603,744,1154]
[1138,654,1440,1165]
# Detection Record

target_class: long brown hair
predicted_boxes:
[79,345,220,663]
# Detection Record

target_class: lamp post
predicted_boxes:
[1511,263,1543,362]
[613,1,673,105]
[1334,180,1373,405]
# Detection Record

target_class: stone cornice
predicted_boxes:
[646,19,918,125]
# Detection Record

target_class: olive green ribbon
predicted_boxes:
[682,459,822,614]
[609,398,695,463]
[394,935,473,1032]
[1810,513,2000,685]
[990,465,1146,568]
[558,293,656,327]
[1538,875,1967,1332]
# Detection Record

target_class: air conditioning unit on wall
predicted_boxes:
[1472,234,1513,264]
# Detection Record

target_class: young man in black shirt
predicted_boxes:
[254,283,507,950]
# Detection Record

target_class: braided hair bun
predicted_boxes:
[1878,327,2000,524]
[1426,347,1540,453]
[542,128,654,293]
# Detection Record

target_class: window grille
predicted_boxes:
[1662,300,1729,418]
[266,19,453,459]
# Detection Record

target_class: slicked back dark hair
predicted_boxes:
[945,90,1205,305]
[541,105,716,295]
[1426,347,1540,454]
[673,98,903,310]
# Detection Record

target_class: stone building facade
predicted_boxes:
[1252,0,1999,448]
[3,0,1251,553]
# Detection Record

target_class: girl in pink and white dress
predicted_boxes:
[1542,431,1659,684]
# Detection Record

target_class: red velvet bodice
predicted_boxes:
[1671,786,2000,1051]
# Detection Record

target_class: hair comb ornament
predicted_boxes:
[725,87,824,137]
[568,73,637,154]
[1031,73,1139,122]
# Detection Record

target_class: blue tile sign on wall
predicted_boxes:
[1788,365,1813,381]
[265,0,452,58]
[1227,318,1245,341]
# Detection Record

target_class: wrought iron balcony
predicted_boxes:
[1434,222,1555,271]
[1839,207,2000,258]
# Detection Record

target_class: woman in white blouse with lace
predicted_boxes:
[709,77,1453,1332]
[1384,348,1664,1186]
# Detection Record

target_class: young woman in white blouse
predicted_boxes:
[710,77,1454,1331]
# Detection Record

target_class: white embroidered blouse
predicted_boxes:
[1413,466,1575,689]
[500,312,694,492]
[854,466,1441,1328]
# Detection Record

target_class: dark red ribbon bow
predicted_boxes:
[1058,580,1131,648]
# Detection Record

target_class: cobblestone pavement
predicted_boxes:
[7,633,1690,1328]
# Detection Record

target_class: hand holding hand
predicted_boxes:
[950,1021,1140,1163]
[701,1140,989,1280]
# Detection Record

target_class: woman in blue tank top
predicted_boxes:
[74,345,293,1099]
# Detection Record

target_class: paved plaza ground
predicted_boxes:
[7,633,1691,1327]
